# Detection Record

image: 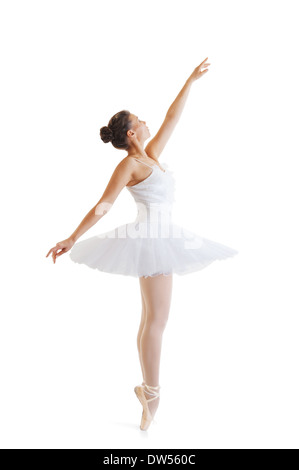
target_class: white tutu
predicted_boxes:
[69,160,238,278]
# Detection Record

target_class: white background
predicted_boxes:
[1,0,298,449]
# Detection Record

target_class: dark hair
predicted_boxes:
[99,110,132,150]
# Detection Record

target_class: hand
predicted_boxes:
[46,237,75,264]
[189,57,210,82]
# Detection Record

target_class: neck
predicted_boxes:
[127,140,147,158]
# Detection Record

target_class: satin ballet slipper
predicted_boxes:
[134,383,161,431]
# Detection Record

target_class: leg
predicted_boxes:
[139,273,173,418]
[137,286,147,382]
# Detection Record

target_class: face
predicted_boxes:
[129,114,150,141]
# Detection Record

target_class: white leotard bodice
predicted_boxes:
[126,158,176,225]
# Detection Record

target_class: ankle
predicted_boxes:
[143,383,161,401]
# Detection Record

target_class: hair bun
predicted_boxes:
[100,126,113,143]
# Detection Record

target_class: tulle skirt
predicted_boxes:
[69,220,238,278]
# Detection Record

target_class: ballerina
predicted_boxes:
[46,57,238,431]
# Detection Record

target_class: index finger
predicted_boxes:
[46,247,57,257]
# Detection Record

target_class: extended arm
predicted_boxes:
[167,76,194,122]
[69,158,134,242]
[68,204,107,243]
[46,158,134,263]
[145,57,210,159]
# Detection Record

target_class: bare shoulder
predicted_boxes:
[110,156,136,176]
[115,156,139,181]
[117,155,136,169]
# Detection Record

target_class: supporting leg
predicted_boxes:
[138,274,173,421]
[137,287,147,383]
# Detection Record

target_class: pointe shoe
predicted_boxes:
[134,382,161,431]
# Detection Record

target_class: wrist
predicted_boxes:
[187,75,194,86]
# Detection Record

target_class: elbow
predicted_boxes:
[94,201,113,217]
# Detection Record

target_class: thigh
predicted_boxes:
[139,274,173,324]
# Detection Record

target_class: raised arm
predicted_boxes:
[145,57,210,160]
[46,158,134,263]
